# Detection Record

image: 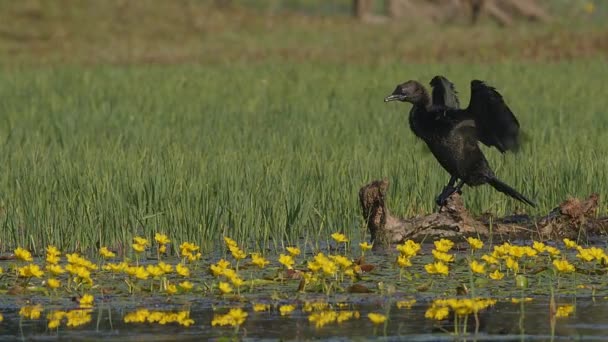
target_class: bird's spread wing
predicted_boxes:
[466,80,520,153]
[430,76,460,109]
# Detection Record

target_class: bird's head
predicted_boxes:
[384,80,428,105]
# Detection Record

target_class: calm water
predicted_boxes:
[2,244,607,341]
[1,296,607,341]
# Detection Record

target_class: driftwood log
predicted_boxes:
[359,179,607,246]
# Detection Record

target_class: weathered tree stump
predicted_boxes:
[359,179,606,246]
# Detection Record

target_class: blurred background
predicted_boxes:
[0,0,605,66]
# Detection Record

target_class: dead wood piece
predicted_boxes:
[359,179,605,246]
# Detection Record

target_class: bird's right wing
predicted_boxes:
[430,76,461,109]
[466,80,520,153]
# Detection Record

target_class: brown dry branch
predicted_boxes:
[359,179,606,247]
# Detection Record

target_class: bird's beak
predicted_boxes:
[384,94,404,102]
[384,86,406,102]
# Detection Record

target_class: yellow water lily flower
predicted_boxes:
[367,312,386,324]
[18,264,44,278]
[278,254,295,269]
[359,242,373,251]
[286,246,301,256]
[553,259,575,273]
[251,253,270,268]
[218,281,233,295]
[434,239,454,253]
[47,278,61,289]
[154,233,171,245]
[331,232,348,243]
[424,261,449,276]
[176,263,191,277]
[432,250,454,263]
[253,303,270,312]
[489,269,504,280]
[555,304,575,318]
[279,304,296,316]
[469,260,486,274]
[79,294,94,308]
[467,237,484,250]
[15,247,33,262]
[99,247,116,259]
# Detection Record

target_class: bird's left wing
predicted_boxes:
[466,80,520,153]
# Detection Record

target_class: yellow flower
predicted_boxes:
[469,260,486,274]
[179,281,193,291]
[18,264,44,278]
[432,250,454,263]
[286,247,301,256]
[359,242,373,251]
[46,264,65,275]
[158,261,173,273]
[545,246,561,256]
[396,299,416,309]
[47,310,65,328]
[223,237,238,248]
[99,247,116,259]
[553,259,575,273]
[279,304,296,316]
[176,263,190,277]
[229,245,247,260]
[19,305,43,319]
[555,304,575,318]
[309,310,338,328]
[132,243,146,253]
[425,305,450,320]
[489,269,504,280]
[166,283,178,295]
[47,278,61,289]
[124,309,150,323]
[65,309,92,327]
[230,275,245,287]
[79,294,94,308]
[511,297,533,304]
[211,308,247,327]
[338,311,360,323]
[218,281,233,295]
[467,237,484,250]
[15,247,33,262]
[331,232,348,243]
[330,255,352,268]
[154,233,171,245]
[133,236,149,246]
[368,312,387,324]
[563,238,579,249]
[253,303,270,312]
[532,241,546,253]
[481,254,499,265]
[577,247,605,262]
[46,253,60,265]
[434,239,454,253]
[424,261,449,276]
[251,253,270,268]
[134,266,149,280]
[506,257,519,273]
[146,265,164,277]
[278,254,295,269]
[397,240,421,257]
[397,254,412,268]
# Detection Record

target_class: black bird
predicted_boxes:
[384,76,536,207]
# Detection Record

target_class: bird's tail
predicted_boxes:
[488,177,536,207]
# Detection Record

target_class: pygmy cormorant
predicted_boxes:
[384,76,536,207]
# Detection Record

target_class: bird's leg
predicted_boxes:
[436,179,465,206]
[435,176,458,206]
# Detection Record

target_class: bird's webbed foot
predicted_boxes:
[435,186,456,207]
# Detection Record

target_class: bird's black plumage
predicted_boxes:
[384,76,535,207]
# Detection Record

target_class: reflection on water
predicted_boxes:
[1,297,607,340]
